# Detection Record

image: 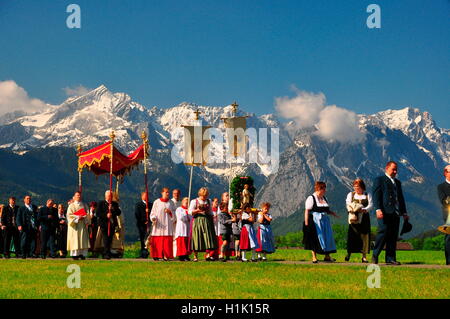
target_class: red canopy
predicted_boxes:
[78,141,146,177]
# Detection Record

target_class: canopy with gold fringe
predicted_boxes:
[76,131,150,237]
[78,141,147,177]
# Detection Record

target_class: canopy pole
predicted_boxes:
[141,131,150,225]
[77,144,83,194]
[108,130,115,237]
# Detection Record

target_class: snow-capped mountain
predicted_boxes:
[0,85,289,180]
[0,85,448,235]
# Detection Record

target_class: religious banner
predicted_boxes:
[182,125,211,166]
[223,116,247,158]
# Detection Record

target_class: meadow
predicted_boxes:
[0,248,448,299]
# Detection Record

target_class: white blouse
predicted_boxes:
[213,207,220,235]
[174,206,192,238]
[345,192,373,211]
[188,198,212,216]
[305,194,329,210]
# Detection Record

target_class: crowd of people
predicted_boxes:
[0,161,449,265]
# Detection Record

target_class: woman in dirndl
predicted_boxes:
[345,178,372,263]
[189,187,217,262]
[303,181,339,263]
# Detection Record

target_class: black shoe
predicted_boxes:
[371,256,378,264]
[386,260,401,265]
[80,255,86,260]
[22,255,26,259]
[72,256,80,260]
[185,256,191,261]
[41,255,46,259]
[251,259,258,262]
[153,258,160,261]
[361,258,369,263]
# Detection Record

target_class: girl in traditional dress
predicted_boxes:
[345,178,372,263]
[189,187,217,262]
[175,197,192,261]
[150,187,176,261]
[210,197,221,259]
[303,181,339,263]
[256,202,275,260]
[239,203,259,262]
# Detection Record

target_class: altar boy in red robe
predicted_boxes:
[150,187,176,260]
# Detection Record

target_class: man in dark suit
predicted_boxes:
[135,191,152,258]
[95,190,121,260]
[16,195,39,259]
[372,161,409,265]
[38,199,59,258]
[437,164,450,265]
[1,197,21,258]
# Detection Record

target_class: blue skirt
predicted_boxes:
[256,224,276,254]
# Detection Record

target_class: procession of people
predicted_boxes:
[0,161,449,265]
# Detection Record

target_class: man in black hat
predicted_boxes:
[372,161,409,265]
[437,164,450,265]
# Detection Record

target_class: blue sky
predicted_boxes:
[0,0,448,126]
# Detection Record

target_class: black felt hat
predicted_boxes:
[400,219,413,235]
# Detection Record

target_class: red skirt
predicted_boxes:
[151,236,173,259]
[255,227,262,252]
[240,225,250,250]
[176,237,191,256]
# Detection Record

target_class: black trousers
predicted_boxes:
[137,223,148,251]
[445,234,450,265]
[0,229,4,254]
[373,214,400,262]
[3,227,18,255]
[20,229,37,257]
[40,228,56,257]
[100,226,114,257]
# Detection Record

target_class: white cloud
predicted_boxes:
[0,80,48,116]
[275,86,365,144]
[275,87,325,128]
[316,105,365,143]
[63,85,91,97]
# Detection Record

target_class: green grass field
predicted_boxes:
[1,249,448,299]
